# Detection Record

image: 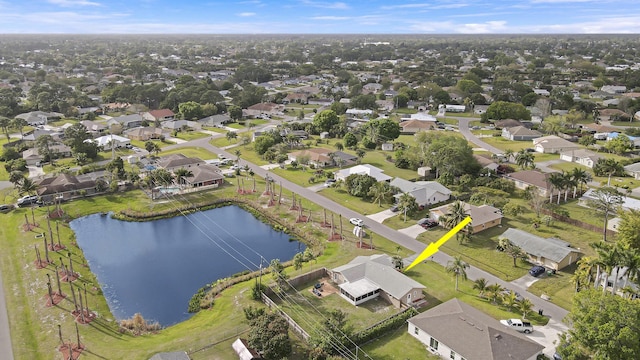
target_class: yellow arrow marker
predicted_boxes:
[404,216,472,272]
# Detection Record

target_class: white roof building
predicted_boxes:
[334,164,391,182]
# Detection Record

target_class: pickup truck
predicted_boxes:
[499,319,533,334]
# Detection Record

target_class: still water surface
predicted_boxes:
[70,205,304,326]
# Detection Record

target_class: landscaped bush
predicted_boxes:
[352,307,418,344]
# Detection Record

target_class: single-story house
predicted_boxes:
[601,85,627,94]
[308,98,334,106]
[198,114,231,127]
[329,254,425,308]
[157,154,206,172]
[36,174,99,202]
[252,125,278,141]
[499,228,582,270]
[399,119,436,134]
[472,154,499,172]
[407,298,544,360]
[493,119,525,129]
[86,134,130,150]
[161,120,201,131]
[15,111,63,125]
[331,151,358,167]
[80,120,107,135]
[400,112,437,123]
[232,338,261,360]
[22,143,72,165]
[283,92,308,104]
[624,162,640,180]
[598,266,639,299]
[124,126,165,141]
[288,148,332,168]
[182,164,224,188]
[474,105,489,115]
[22,129,63,142]
[243,103,284,118]
[143,109,175,122]
[501,126,542,141]
[533,135,582,154]
[559,149,602,168]
[108,114,144,129]
[444,104,466,113]
[334,164,391,182]
[533,88,550,96]
[381,143,394,151]
[579,188,640,213]
[430,202,503,234]
[582,122,618,133]
[505,170,558,198]
[389,178,451,208]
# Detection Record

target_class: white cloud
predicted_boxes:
[47,0,102,6]
[311,16,351,20]
[237,12,256,17]
[382,2,469,10]
[300,1,349,10]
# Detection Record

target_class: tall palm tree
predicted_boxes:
[504,149,514,163]
[486,284,503,304]
[173,168,193,187]
[572,256,596,292]
[234,149,241,162]
[441,201,470,243]
[473,278,488,298]
[19,177,38,196]
[446,256,469,291]
[594,158,623,187]
[621,248,640,291]
[587,187,623,242]
[548,172,564,204]
[398,193,417,222]
[499,238,527,267]
[570,168,591,197]
[367,182,393,207]
[561,171,575,202]
[515,149,534,170]
[519,298,533,319]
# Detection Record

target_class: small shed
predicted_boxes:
[232,338,262,360]
[320,131,330,139]
[417,166,431,177]
[381,143,394,151]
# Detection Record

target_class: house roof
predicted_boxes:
[89,135,130,147]
[624,162,640,173]
[400,120,435,130]
[36,174,96,196]
[506,170,553,192]
[581,188,640,212]
[158,154,206,170]
[430,202,502,227]
[473,154,499,170]
[559,149,601,162]
[533,135,578,149]
[408,299,544,360]
[335,164,391,182]
[148,351,191,360]
[148,109,175,119]
[232,338,261,360]
[289,148,332,163]
[124,126,164,137]
[504,126,541,137]
[80,120,106,132]
[198,114,230,125]
[112,114,143,125]
[494,119,524,129]
[583,122,618,133]
[332,254,425,300]
[389,178,451,205]
[184,164,223,184]
[499,228,580,263]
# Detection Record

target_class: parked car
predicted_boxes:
[0,204,14,213]
[324,179,336,187]
[349,218,364,227]
[17,195,39,207]
[390,204,399,212]
[499,319,533,334]
[529,265,546,277]
[417,218,438,229]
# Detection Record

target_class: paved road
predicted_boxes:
[455,117,504,154]
[0,265,14,360]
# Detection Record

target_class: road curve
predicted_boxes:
[455,117,504,154]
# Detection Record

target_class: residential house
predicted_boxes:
[493,119,525,129]
[345,109,373,118]
[362,83,383,94]
[400,112,437,123]
[252,125,279,141]
[335,164,391,182]
[124,126,165,141]
[430,202,503,234]
[532,135,581,154]
[506,170,558,198]
[598,267,639,299]
[232,338,261,360]
[22,143,72,165]
[381,143,394,151]
[15,111,63,125]
[36,174,98,202]
[331,151,358,167]
[407,298,544,360]
[559,149,602,168]
[77,106,102,116]
[182,164,224,188]
[243,103,284,118]
[148,352,191,360]
[22,129,63,142]
[473,154,499,172]
[288,148,332,168]
[533,88,550,96]
[161,120,202,131]
[308,98,334,106]
[579,189,640,213]
[198,114,231,127]
[143,109,175,122]
[399,120,436,134]
[607,132,640,148]
[283,92,308,104]
[499,228,582,270]
[444,104,466,113]
[389,178,451,208]
[501,126,542,141]
[582,122,618,133]
[329,254,426,308]
[87,135,130,150]
[624,162,640,180]
[80,120,107,135]
[108,114,143,129]
[157,154,206,172]
[474,105,489,115]
[601,85,627,94]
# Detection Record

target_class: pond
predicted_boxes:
[70,205,304,326]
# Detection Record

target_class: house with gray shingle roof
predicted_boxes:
[499,228,582,270]
[624,162,640,180]
[389,178,451,208]
[501,126,542,141]
[559,149,602,168]
[430,202,503,234]
[408,298,544,360]
[329,254,425,308]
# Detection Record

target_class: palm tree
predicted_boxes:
[473,278,488,298]
[445,256,469,291]
[355,148,366,163]
[594,158,623,187]
[570,168,591,197]
[225,131,238,142]
[502,291,518,310]
[515,149,534,170]
[398,193,418,222]
[499,238,528,267]
[587,187,623,242]
[368,182,391,207]
[621,248,640,291]
[0,117,10,142]
[486,284,503,304]
[519,298,533,319]
[504,149,514,163]
[572,256,596,292]
[441,201,469,243]
[173,168,193,187]
[19,177,38,196]
[561,171,575,202]
[548,172,564,204]
[234,149,241,163]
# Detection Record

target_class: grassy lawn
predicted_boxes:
[47,118,78,127]
[481,136,533,152]
[161,146,217,160]
[172,131,210,141]
[527,263,578,311]
[611,121,640,127]
[210,136,237,148]
[227,123,245,130]
[270,167,328,187]
[320,187,388,216]
[201,126,226,133]
[362,328,440,360]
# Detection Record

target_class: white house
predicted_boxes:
[559,149,602,168]
[444,104,466,113]
[389,178,451,208]
[408,299,544,360]
[334,164,391,182]
[400,112,437,123]
[329,254,425,308]
[86,134,131,150]
[533,135,582,154]
[580,188,640,213]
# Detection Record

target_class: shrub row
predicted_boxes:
[352,307,418,344]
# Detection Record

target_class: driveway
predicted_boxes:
[535,159,563,174]
[306,183,326,192]
[27,165,44,179]
[165,136,187,144]
[366,209,396,223]
[525,318,567,357]
[398,224,427,238]
[510,273,542,289]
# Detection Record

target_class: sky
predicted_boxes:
[1,0,640,34]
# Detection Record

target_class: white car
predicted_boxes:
[500,319,533,333]
[349,218,364,227]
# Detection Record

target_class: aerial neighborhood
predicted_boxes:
[1,34,640,360]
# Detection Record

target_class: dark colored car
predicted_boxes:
[390,204,399,212]
[417,218,438,229]
[529,265,546,277]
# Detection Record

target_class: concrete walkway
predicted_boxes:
[398,224,427,238]
[0,266,14,360]
[366,209,396,223]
